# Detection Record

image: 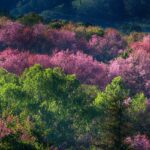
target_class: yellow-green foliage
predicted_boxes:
[75,25,104,39]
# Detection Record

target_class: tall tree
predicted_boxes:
[94,77,146,149]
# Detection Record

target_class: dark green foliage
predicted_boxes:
[18,13,44,26]
[120,48,132,59]
[0,135,37,150]
[0,11,10,17]
[120,23,142,34]
[0,0,150,22]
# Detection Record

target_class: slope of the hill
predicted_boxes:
[0,0,150,23]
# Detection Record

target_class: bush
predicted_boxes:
[49,19,69,29]
[126,32,146,44]
[18,13,44,26]
[75,26,104,39]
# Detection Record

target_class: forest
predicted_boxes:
[0,0,150,21]
[0,1,150,150]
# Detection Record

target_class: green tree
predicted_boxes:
[94,77,147,149]
[0,66,147,149]
[0,65,91,148]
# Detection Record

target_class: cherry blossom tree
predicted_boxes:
[50,51,108,88]
[0,48,29,74]
[88,28,126,61]
[125,135,150,150]
[109,35,150,97]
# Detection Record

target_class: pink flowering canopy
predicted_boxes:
[109,35,150,98]
[50,51,109,88]
[0,48,52,74]
[0,21,128,62]
[125,135,150,150]
[0,48,108,89]
[87,29,126,61]
[0,17,150,149]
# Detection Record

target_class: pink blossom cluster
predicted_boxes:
[109,35,150,97]
[0,20,149,98]
[0,22,78,52]
[50,51,108,88]
[0,21,126,61]
[0,119,13,139]
[88,29,126,61]
[131,35,150,53]
[0,48,108,88]
[0,48,52,74]
[125,134,150,150]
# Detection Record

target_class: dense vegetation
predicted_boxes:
[0,0,150,22]
[0,15,149,149]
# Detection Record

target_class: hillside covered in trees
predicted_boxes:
[0,0,150,21]
[0,1,150,150]
[0,15,149,149]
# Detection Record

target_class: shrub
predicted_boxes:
[49,19,69,29]
[88,29,126,61]
[126,32,146,44]
[75,26,104,39]
[18,13,44,26]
